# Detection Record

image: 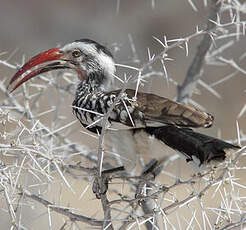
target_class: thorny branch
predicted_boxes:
[177,0,221,103]
[0,0,246,229]
[0,163,104,227]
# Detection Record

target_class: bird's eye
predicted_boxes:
[72,50,82,58]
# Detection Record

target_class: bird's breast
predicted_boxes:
[72,91,146,129]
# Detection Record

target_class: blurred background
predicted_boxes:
[0,0,245,138]
[0,0,246,229]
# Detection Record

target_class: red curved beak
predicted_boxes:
[8,47,64,92]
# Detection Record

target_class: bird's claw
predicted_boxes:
[92,176,109,199]
[92,166,125,199]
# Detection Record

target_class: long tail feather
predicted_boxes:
[145,125,240,165]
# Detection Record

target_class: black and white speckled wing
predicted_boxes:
[73,87,214,130]
[72,91,145,129]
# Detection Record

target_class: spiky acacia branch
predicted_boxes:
[0,0,246,229]
[177,0,221,103]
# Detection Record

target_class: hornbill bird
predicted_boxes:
[8,39,239,172]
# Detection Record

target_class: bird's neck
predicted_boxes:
[75,81,100,98]
[75,72,112,98]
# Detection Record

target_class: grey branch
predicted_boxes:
[22,191,104,227]
[177,0,221,103]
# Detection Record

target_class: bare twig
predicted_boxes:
[177,0,221,103]
[0,0,245,229]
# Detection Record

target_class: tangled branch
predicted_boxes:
[0,0,246,229]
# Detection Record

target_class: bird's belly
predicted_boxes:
[104,129,173,172]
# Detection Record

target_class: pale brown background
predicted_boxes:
[0,0,246,229]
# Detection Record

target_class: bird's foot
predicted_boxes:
[92,175,109,199]
[92,166,125,199]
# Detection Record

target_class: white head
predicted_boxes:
[61,39,116,90]
[8,39,116,92]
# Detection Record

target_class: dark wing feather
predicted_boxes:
[109,89,214,128]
